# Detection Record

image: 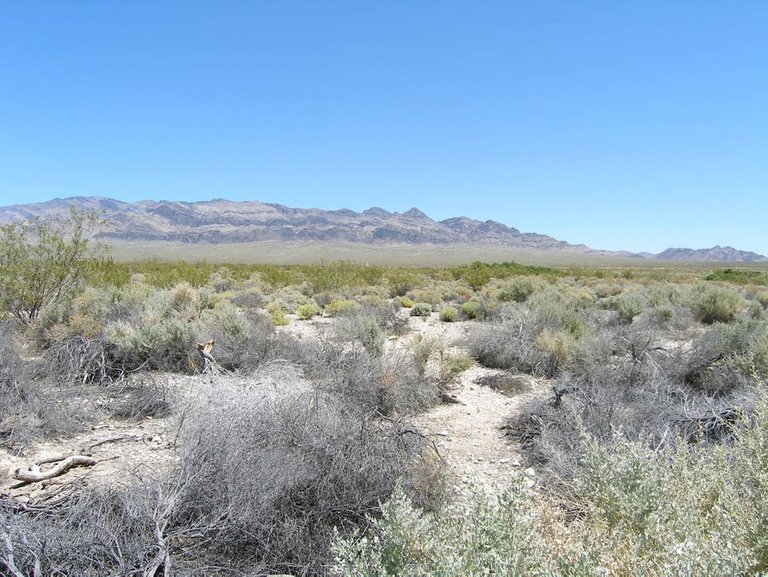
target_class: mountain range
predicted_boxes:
[0,196,764,262]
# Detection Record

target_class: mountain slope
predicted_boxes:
[0,196,764,261]
[0,196,590,251]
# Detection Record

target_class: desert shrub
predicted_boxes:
[43,335,125,384]
[37,283,270,374]
[325,298,359,316]
[381,348,441,415]
[347,314,385,357]
[333,394,768,576]
[461,299,479,319]
[385,269,423,297]
[678,319,768,391]
[332,480,553,576]
[410,303,432,317]
[106,376,173,420]
[297,302,320,320]
[460,297,497,320]
[267,300,289,326]
[497,277,537,303]
[228,287,265,309]
[573,419,768,575]
[468,288,593,377]
[439,306,458,322]
[0,324,99,448]
[205,308,277,371]
[0,209,99,324]
[397,296,415,309]
[169,384,438,574]
[689,283,743,324]
[614,291,646,324]
[408,288,443,307]
[705,268,768,286]
[0,481,165,576]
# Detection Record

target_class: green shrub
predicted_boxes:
[267,301,289,326]
[615,292,646,324]
[497,277,537,303]
[332,481,552,576]
[439,306,458,322]
[461,300,479,319]
[689,284,743,324]
[297,302,320,320]
[397,296,415,309]
[410,303,432,317]
[468,287,591,377]
[325,299,359,316]
[339,313,386,357]
[0,209,99,324]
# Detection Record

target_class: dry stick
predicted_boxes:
[13,456,98,483]
[85,435,130,452]
[1,532,26,577]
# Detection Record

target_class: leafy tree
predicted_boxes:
[0,209,98,324]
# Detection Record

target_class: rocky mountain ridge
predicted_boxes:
[0,196,764,262]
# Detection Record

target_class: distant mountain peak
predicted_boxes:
[402,207,430,219]
[654,246,766,262]
[0,196,763,261]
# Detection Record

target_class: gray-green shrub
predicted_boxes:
[410,302,433,317]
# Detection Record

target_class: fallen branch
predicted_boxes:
[13,456,98,483]
[85,435,130,452]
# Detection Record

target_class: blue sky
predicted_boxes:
[1,1,766,254]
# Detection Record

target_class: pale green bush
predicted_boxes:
[689,283,743,324]
[332,481,554,576]
[439,306,458,322]
[325,299,359,316]
[267,300,289,326]
[297,302,320,320]
[497,277,537,303]
[615,291,646,324]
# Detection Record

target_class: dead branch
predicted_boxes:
[196,340,218,373]
[85,435,130,452]
[13,456,98,483]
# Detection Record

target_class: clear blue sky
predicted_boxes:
[1,1,766,254]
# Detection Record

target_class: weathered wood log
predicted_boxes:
[13,456,97,483]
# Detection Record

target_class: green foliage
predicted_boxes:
[332,481,553,576]
[397,296,415,309]
[297,302,320,320]
[334,396,768,576]
[267,301,289,326]
[497,277,537,303]
[615,291,646,324]
[705,268,768,286]
[0,209,100,323]
[689,283,743,324]
[469,287,591,376]
[439,306,458,322]
[337,312,386,357]
[410,303,432,318]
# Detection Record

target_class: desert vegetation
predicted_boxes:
[2,214,768,575]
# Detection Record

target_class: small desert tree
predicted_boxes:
[0,209,97,324]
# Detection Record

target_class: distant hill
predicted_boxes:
[654,246,767,263]
[0,196,764,262]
